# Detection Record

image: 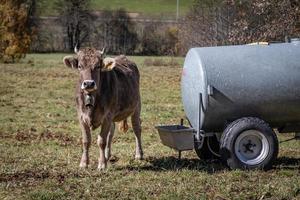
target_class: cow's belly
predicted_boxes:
[113,104,137,122]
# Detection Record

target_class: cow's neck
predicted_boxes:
[81,93,95,127]
[80,71,117,128]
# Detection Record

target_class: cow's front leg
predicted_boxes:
[97,121,111,170]
[79,121,91,168]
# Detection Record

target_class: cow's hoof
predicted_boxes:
[109,155,118,163]
[135,154,143,160]
[97,163,107,170]
[79,162,88,168]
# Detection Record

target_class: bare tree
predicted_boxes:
[97,9,139,55]
[55,0,93,51]
[179,0,228,52]
[179,0,300,53]
[226,0,300,44]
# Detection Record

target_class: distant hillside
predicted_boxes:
[38,0,195,18]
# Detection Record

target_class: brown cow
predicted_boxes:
[63,47,143,170]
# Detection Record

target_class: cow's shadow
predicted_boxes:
[116,156,300,173]
[117,156,226,173]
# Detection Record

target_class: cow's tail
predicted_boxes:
[118,119,129,133]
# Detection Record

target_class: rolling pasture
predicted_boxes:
[0,54,299,199]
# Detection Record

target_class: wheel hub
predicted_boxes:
[234,130,270,165]
[243,139,256,153]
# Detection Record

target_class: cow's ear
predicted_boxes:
[63,56,78,69]
[102,57,116,71]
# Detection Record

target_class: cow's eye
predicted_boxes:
[78,65,83,70]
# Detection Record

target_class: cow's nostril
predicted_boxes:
[82,80,96,91]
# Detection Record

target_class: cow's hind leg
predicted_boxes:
[79,121,91,168]
[131,103,143,160]
[105,122,115,160]
[97,120,111,170]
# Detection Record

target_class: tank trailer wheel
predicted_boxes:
[195,135,220,160]
[220,117,278,170]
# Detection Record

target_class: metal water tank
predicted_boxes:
[181,40,300,133]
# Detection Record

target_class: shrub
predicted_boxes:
[143,58,179,67]
[140,23,180,56]
[0,0,35,63]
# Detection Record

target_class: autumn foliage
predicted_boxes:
[0,0,35,63]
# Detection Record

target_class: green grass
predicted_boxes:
[38,0,194,17]
[91,0,194,16]
[0,53,300,200]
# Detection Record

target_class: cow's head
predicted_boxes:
[63,47,116,101]
[63,47,116,107]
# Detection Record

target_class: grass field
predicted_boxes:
[0,54,299,200]
[39,0,194,17]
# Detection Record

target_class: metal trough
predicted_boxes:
[156,125,195,151]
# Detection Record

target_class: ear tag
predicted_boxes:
[102,57,116,71]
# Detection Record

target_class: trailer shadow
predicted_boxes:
[273,156,300,170]
[118,156,300,172]
[146,156,226,173]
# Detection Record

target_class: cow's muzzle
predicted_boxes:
[81,80,97,92]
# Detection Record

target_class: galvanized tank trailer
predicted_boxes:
[156,39,300,170]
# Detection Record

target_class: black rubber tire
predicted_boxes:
[220,117,278,170]
[195,135,220,160]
